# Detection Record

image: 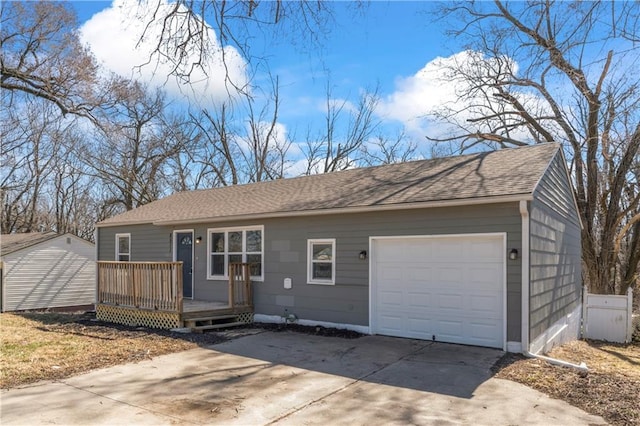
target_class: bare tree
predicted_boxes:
[360,131,418,166]
[84,78,185,211]
[137,0,337,87]
[431,1,640,294]
[301,84,380,174]
[49,136,98,239]
[242,76,290,181]
[1,100,68,233]
[0,2,100,119]
[188,104,243,187]
[163,115,204,192]
[184,75,289,187]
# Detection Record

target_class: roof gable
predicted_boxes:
[98,143,561,227]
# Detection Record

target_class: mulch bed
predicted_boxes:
[249,322,364,339]
[25,310,231,346]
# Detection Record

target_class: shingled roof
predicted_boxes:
[0,232,59,257]
[98,143,561,227]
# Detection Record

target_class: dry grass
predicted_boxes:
[3,311,639,425]
[493,338,640,426]
[0,312,360,390]
[0,312,225,389]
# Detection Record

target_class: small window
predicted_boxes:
[307,239,336,285]
[115,233,130,261]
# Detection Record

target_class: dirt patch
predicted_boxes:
[492,339,640,426]
[0,312,362,390]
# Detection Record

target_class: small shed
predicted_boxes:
[1,232,96,312]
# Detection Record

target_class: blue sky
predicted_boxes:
[70,0,636,171]
[73,1,463,149]
[73,1,451,93]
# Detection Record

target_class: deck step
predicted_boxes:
[184,314,237,324]
[184,314,245,329]
[191,321,246,333]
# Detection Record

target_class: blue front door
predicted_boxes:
[176,232,193,298]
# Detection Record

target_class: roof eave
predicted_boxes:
[95,219,155,228]
[148,194,533,227]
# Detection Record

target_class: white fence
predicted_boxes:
[582,286,634,343]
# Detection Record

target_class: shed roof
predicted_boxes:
[1,232,59,256]
[1,232,94,257]
[98,143,561,227]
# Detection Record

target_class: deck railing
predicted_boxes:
[229,263,253,310]
[97,261,183,313]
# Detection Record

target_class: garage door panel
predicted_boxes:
[437,267,464,284]
[468,241,503,260]
[407,317,433,336]
[379,290,403,306]
[469,294,500,313]
[470,321,502,338]
[468,265,501,279]
[430,240,462,259]
[468,285,502,297]
[378,314,404,333]
[379,264,403,281]
[372,235,505,349]
[437,293,463,310]
[437,319,464,337]
[406,267,433,282]
[406,291,433,308]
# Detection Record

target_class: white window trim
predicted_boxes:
[206,225,264,281]
[115,233,131,261]
[307,238,336,285]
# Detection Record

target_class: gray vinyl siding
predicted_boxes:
[97,224,173,262]
[1,235,95,311]
[199,203,522,340]
[529,152,582,342]
[98,202,523,341]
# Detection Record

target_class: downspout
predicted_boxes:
[519,200,588,373]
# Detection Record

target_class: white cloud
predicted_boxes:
[79,0,248,105]
[378,51,526,140]
[319,98,357,116]
[376,52,462,135]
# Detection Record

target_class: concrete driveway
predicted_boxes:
[1,330,605,425]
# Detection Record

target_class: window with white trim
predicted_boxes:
[115,233,130,261]
[208,226,263,280]
[307,239,336,285]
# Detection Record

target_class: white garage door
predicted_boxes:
[371,234,505,349]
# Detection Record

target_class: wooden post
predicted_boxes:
[243,263,251,307]
[229,264,236,308]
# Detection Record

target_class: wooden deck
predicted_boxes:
[181,299,253,320]
[96,262,254,329]
[183,299,229,313]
